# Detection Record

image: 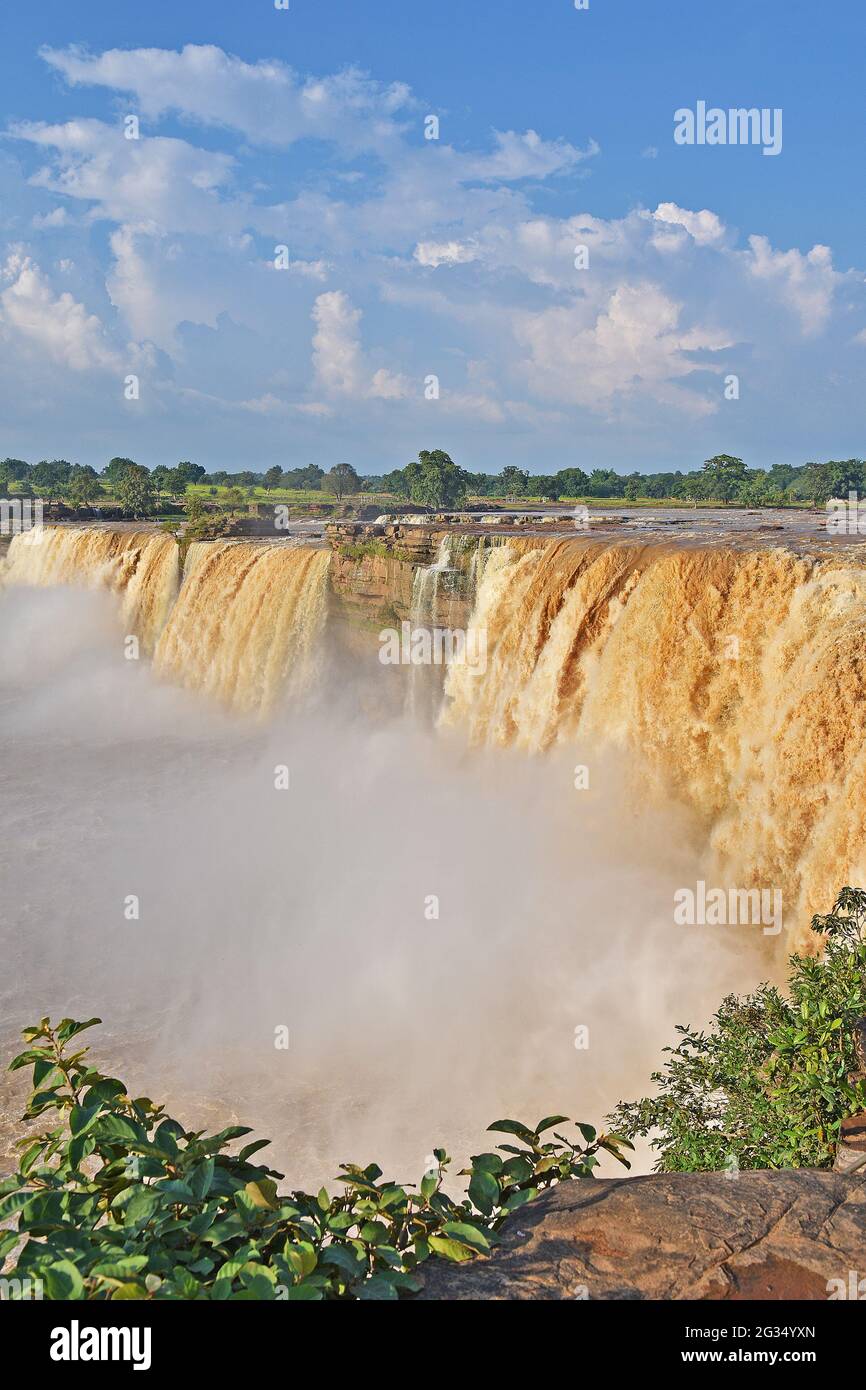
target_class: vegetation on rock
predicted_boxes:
[610,888,866,1171]
[0,1020,631,1300]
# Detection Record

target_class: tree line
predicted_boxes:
[0,457,363,515]
[2,451,864,516]
[365,451,866,509]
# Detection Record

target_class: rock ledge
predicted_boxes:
[418,1170,866,1300]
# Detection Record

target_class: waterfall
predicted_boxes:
[407,534,490,719]
[154,542,331,716]
[8,522,866,934]
[2,525,179,653]
[441,535,866,940]
[3,527,331,716]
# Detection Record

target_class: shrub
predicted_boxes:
[0,1019,631,1300]
[337,540,391,561]
[609,887,866,1171]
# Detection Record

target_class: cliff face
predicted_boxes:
[326,526,483,638]
[418,1170,866,1300]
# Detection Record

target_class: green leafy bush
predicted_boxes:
[0,1019,631,1300]
[609,887,866,1171]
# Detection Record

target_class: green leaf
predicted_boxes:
[43,1260,85,1301]
[9,1048,53,1072]
[92,1114,145,1146]
[70,1104,102,1137]
[120,1188,163,1227]
[501,1155,534,1184]
[91,1256,150,1279]
[237,1138,271,1163]
[486,1119,536,1142]
[378,1185,406,1210]
[468,1152,503,1174]
[428,1235,477,1263]
[83,1078,127,1107]
[500,1186,538,1213]
[320,1245,364,1280]
[534,1115,569,1135]
[189,1158,215,1202]
[242,1179,279,1211]
[156,1180,196,1203]
[56,1018,101,1044]
[441,1222,490,1253]
[355,1274,399,1300]
[468,1169,499,1216]
[358,1221,388,1245]
[0,1230,19,1260]
[194,1126,255,1157]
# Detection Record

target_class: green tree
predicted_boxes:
[297,464,325,491]
[554,467,590,499]
[406,450,468,510]
[67,466,100,510]
[381,468,410,497]
[116,464,154,518]
[164,468,190,501]
[223,487,246,514]
[325,463,361,500]
[701,454,747,504]
[30,459,72,504]
[150,466,170,506]
[587,469,623,498]
[263,466,282,492]
[0,458,31,490]
[804,459,864,508]
[497,466,529,499]
[679,471,712,504]
[174,461,206,486]
[767,463,799,490]
[624,476,642,501]
[102,457,139,492]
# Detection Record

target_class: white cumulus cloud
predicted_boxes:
[312,291,408,400]
[0,249,118,371]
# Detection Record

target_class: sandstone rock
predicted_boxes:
[418,1170,866,1300]
[835,1114,866,1174]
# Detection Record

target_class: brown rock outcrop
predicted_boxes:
[418,1170,866,1300]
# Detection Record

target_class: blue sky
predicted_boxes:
[0,0,863,475]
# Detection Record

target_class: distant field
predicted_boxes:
[186,484,402,506]
[5,480,809,512]
[186,484,336,504]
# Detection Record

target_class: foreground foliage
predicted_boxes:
[0,1021,631,1300]
[610,888,866,1171]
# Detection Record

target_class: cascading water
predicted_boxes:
[2,525,180,652]
[154,541,330,716]
[407,533,490,719]
[3,519,861,1182]
[2,527,331,716]
[5,522,866,940]
[442,535,866,941]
